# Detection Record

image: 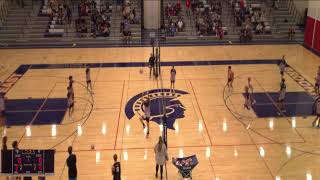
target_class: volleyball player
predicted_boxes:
[244,85,250,110]
[248,77,256,105]
[149,53,155,77]
[86,67,92,90]
[227,66,234,89]
[139,95,151,137]
[279,56,286,77]
[67,90,74,117]
[170,66,176,93]
[111,154,121,180]
[278,78,286,112]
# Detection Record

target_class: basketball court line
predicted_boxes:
[17,83,56,143]
[253,77,307,143]
[114,81,126,150]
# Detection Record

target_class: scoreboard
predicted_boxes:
[1,149,54,176]
[13,150,45,174]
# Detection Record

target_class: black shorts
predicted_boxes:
[228,78,233,82]
[171,80,175,83]
[144,116,150,123]
[87,80,91,83]
[280,71,284,76]
[278,98,284,102]
[69,103,74,108]
[315,83,319,88]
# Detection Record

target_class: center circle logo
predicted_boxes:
[125,89,189,130]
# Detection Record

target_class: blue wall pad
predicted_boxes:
[5,112,37,126]
[33,111,66,125]
[5,99,44,111]
[5,98,67,126]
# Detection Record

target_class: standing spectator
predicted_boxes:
[312,96,320,127]
[111,154,121,180]
[2,136,7,150]
[67,146,77,180]
[148,53,155,77]
[154,136,168,179]
[12,140,18,150]
[288,26,295,40]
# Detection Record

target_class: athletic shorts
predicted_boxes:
[69,103,74,108]
[87,80,91,83]
[144,116,150,123]
[228,78,233,82]
[171,80,175,83]
[280,71,284,76]
[315,83,319,88]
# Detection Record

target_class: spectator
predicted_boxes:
[288,26,295,40]
[111,154,121,180]
[154,136,168,179]
[66,146,77,180]
[12,140,18,150]
[2,136,7,150]
[256,23,263,34]
[176,18,184,32]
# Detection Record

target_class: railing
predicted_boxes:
[0,0,12,26]
[286,0,302,25]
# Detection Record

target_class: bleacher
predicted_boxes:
[0,0,304,46]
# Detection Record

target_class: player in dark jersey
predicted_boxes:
[149,53,155,77]
[111,154,121,180]
[86,67,92,90]
[278,78,286,112]
[170,66,176,93]
[139,95,151,137]
[244,85,250,110]
[227,66,234,90]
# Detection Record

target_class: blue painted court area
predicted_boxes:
[244,92,315,118]
[5,98,67,126]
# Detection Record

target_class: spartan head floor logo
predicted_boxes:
[125,89,188,130]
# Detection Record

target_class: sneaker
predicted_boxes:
[155,173,158,178]
[312,121,315,127]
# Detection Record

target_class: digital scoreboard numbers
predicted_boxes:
[12,150,44,174]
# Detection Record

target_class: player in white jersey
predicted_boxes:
[86,67,92,90]
[170,66,176,93]
[248,77,256,105]
[312,95,320,127]
[279,56,286,77]
[227,66,234,89]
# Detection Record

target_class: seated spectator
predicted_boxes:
[288,26,295,40]
[99,23,110,37]
[255,23,263,34]
[168,21,176,36]
[176,18,184,32]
